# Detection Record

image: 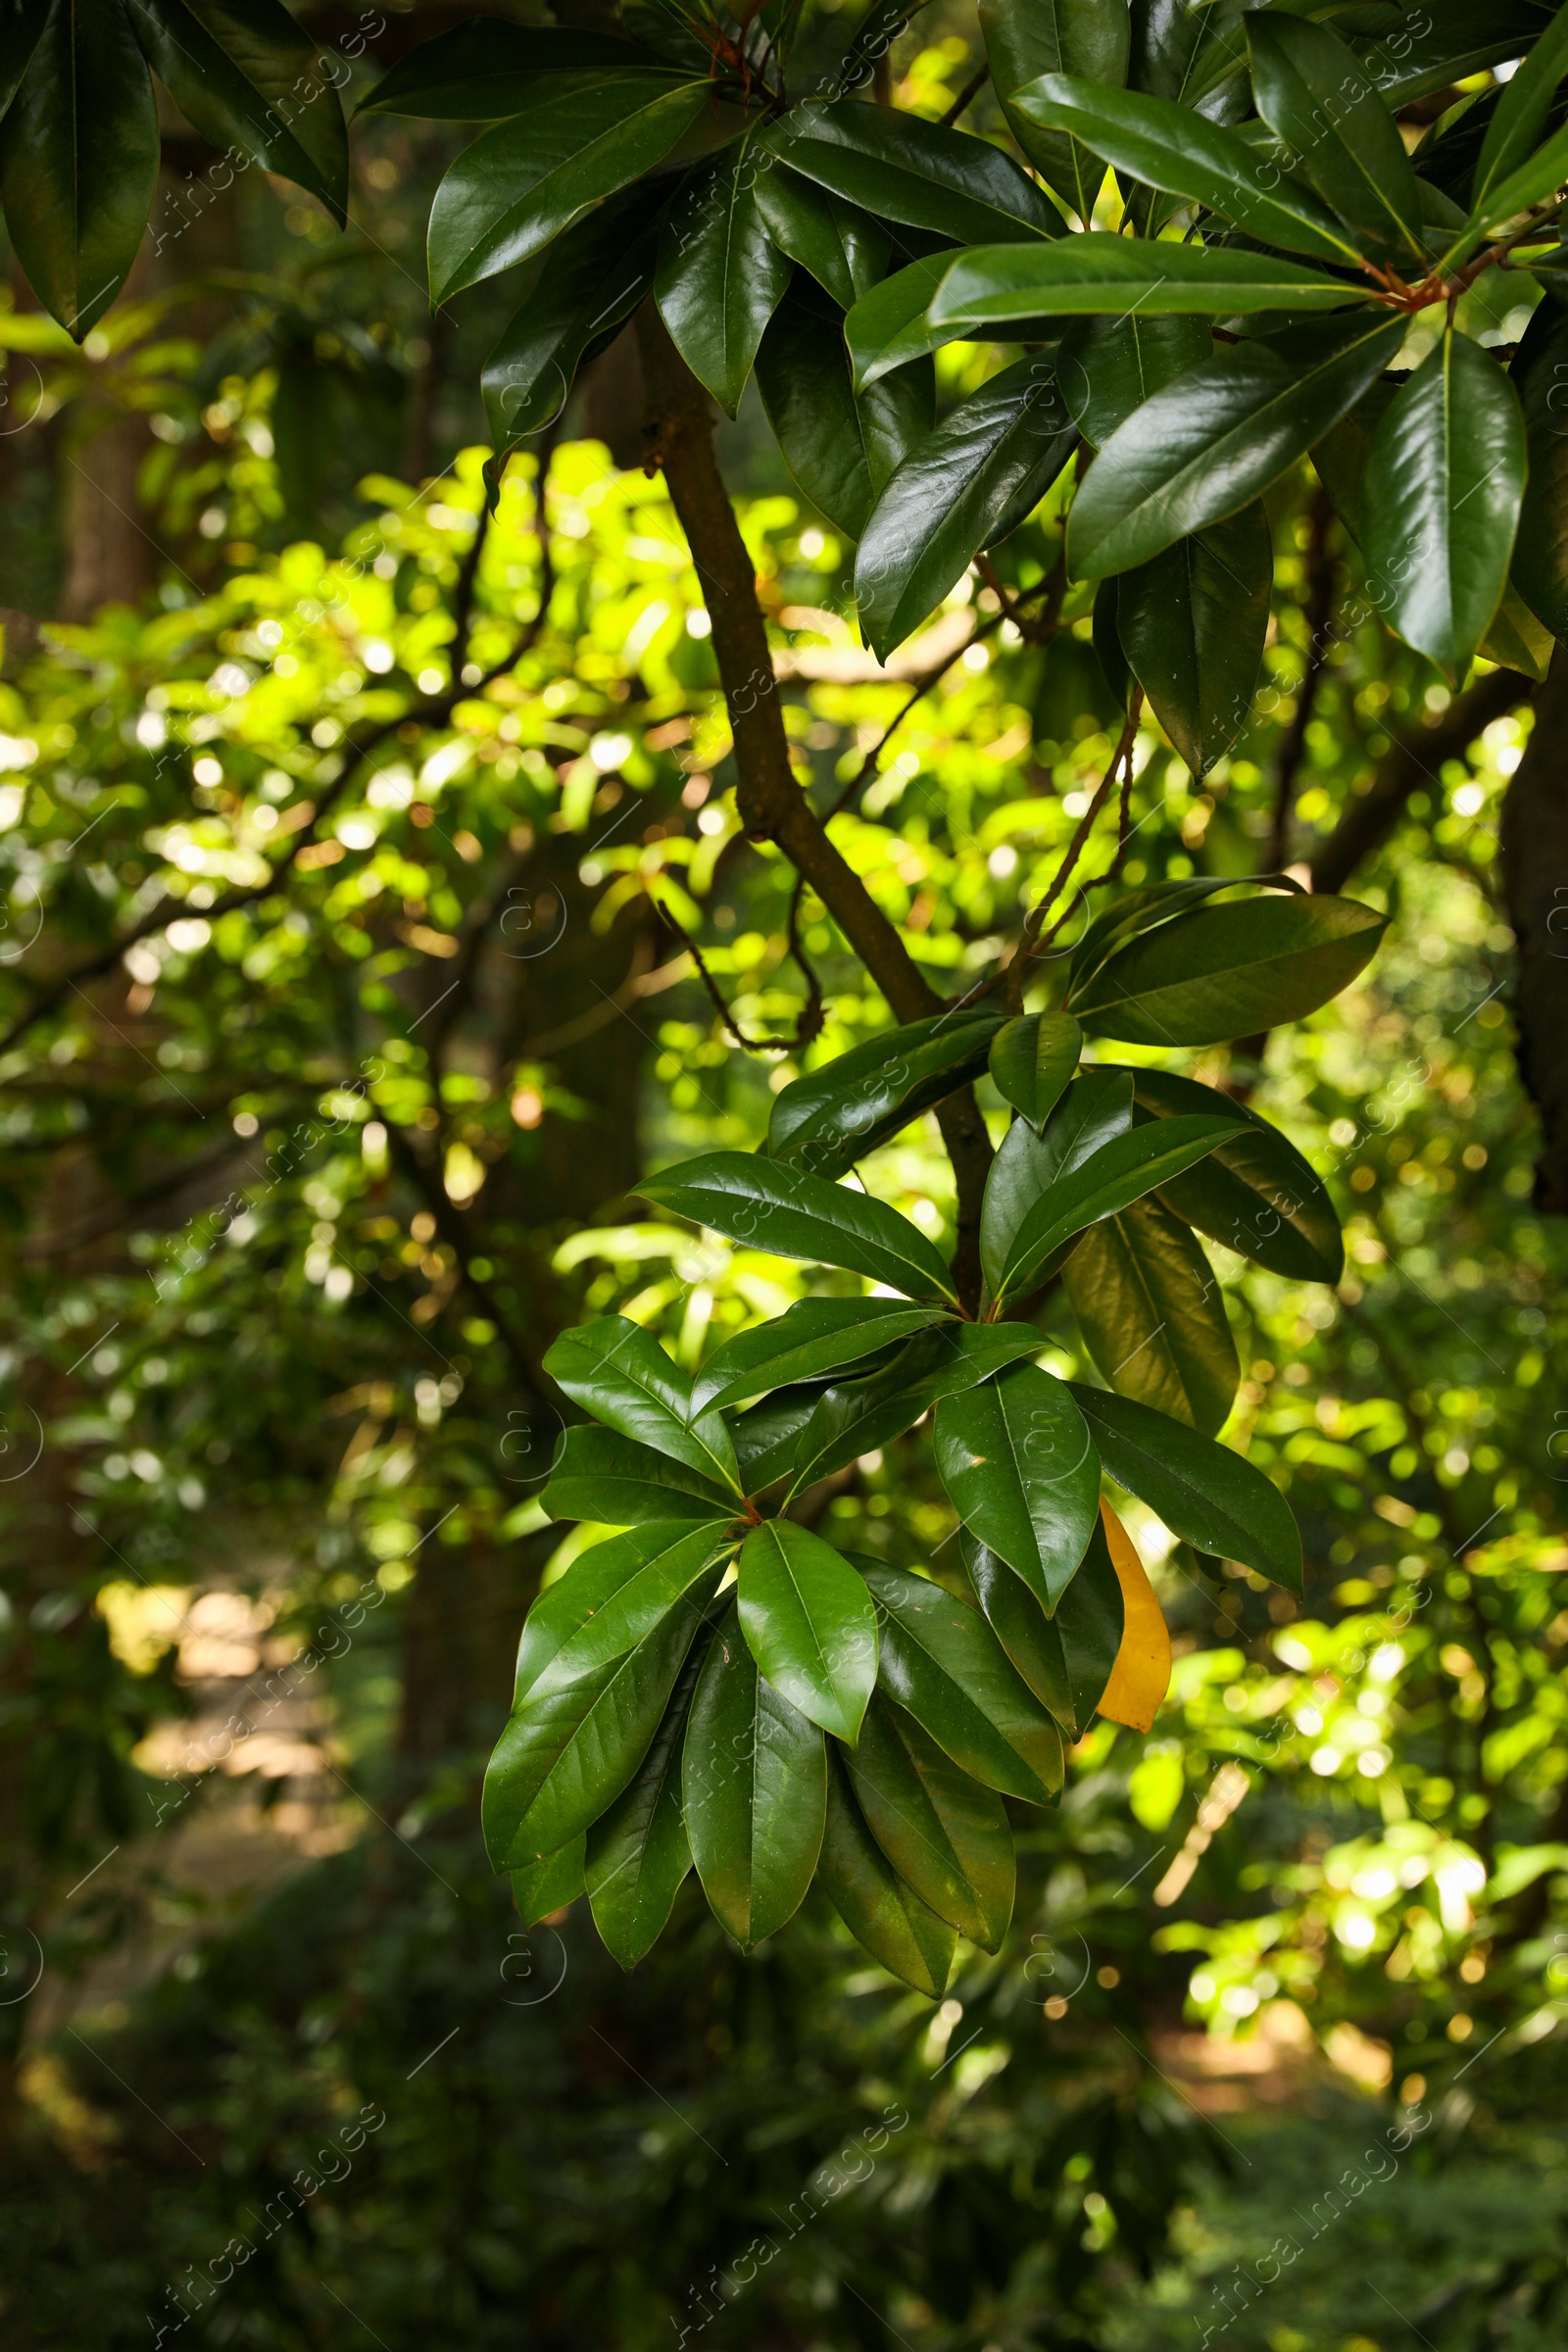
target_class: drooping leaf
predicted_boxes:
[359,21,642,116]
[1065,312,1407,578]
[1070,891,1388,1046]
[585,1623,711,1967]
[682,1603,827,1947]
[1448,114,1568,267]
[768,1005,1006,1175]
[1362,330,1527,676]
[789,1321,1049,1493]
[846,251,1009,392]
[656,133,793,416]
[1480,580,1555,683]
[0,0,46,122]
[928,234,1361,335]
[980,0,1131,221]
[130,0,349,218]
[1308,375,1396,549]
[728,1383,836,1495]
[1117,1065,1344,1283]
[1246,13,1425,267]
[1094,1501,1172,1732]
[860,1560,1065,1803]
[755,163,890,311]
[640,1152,960,1305]
[426,72,709,304]
[1112,501,1272,777]
[962,1524,1124,1740]
[757,281,934,541]
[1472,1,1568,217]
[1063,1193,1240,1436]
[980,1067,1136,1298]
[987,1010,1083,1130]
[846,1691,1014,1949]
[1070,1381,1302,1591]
[512,1837,586,1927]
[1066,875,1290,1001]
[514,1521,737,1702]
[737,1519,878,1742]
[767,95,1062,246]
[1058,312,1212,450]
[0,0,159,338]
[693,1297,953,1416]
[482,192,660,453]
[818,1744,956,1995]
[934,1362,1101,1610]
[545,1313,741,1491]
[995,1111,1245,1305]
[1348,0,1553,110]
[856,354,1078,660]
[539,1427,742,1526]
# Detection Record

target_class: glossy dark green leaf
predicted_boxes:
[1113,500,1271,777]
[585,1624,710,1967]
[656,134,793,415]
[728,1383,836,1495]
[1472,2,1568,217]
[1067,874,1295,1000]
[979,1066,1135,1300]
[1308,376,1396,549]
[482,193,660,453]
[693,1297,952,1416]
[767,95,1062,247]
[1128,0,1253,118]
[1246,13,1425,267]
[846,253,969,392]
[1063,1193,1239,1436]
[755,163,890,311]
[427,72,708,304]
[757,283,934,541]
[861,1560,1064,1803]
[847,1691,1013,1949]
[1058,312,1211,450]
[130,0,349,220]
[988,1010,1083,1130]
[1347,0,1552,110]
[980,0,1130,220]
[1479,581,1554,684]
[1092,575,1133,715]
[1449,115,1568,266]
[962,1523,1123,1739]
[790,1321,1048,1492]
[641,1152,959,1305]
[545,1313,741,1491]
[514,1521,737,1703]
[856,355,1078,661]
[769,1005,1006,1175]
[1015,72,1361,263]
[737,1519,878,1742]
[995,1111,1245,1305]
[0,0,158,338]
[929,235,1358,335]
[540,1426,741,1526]
[934,1362,1101,1610]
[683,1603,826,1947]
[1117,1065,1343,1283]
[483,1566,721,1868]
[359,22,641,116]
[512,1838,585,1927]
[1362,331,1527,676]
[0,0,46,122]
[1065,312,1407,578]
[1070,1381,1302,1591]
[818,1745,956,1995]
[1071,891,1388,1046]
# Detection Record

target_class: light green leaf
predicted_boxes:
[1063,1193,1240,1435]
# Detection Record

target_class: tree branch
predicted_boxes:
[1308,666,1529,896]
[1499,642,1568,1213]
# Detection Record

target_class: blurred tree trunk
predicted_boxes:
[1500,644,1568,1213]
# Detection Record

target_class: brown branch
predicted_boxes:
[994,695,1143,1013]
[653,873,825,1054]
[939,61,990,128]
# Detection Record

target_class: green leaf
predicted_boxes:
[1063,1194,1240,1436]
[545,1313,741,1491]
[856,354,1078,661]
[1473,2,1568,217]
[987,1010,1083,1130]
[1348,0,1554,111]
[693,1297,953,1415]
[514,1521,737,1703]
[1246,13,1425,266]
[427,72,708,304]
[1362,330,1527,676]
[1065,312,1407,577]
[755,163,890,311]
[846,253,969,392]
[769,1005,1006,1175]
[640,1152,959,1305]
[757,281,934,540]
[359,22,641,116]
[933,1362,1101,1610]
[737,1520,878,1742]
[483,1563,722,1868]
[511,1838,585,1927]
[1118,1065,1344,1283]
[728,1384,836,1495]
[1014,72,1363,264]
[540,1427,741,1526]
[980,0,1130,221]
[766,95,1062,247]
[683,1603,826,1947]
[979,1066,1135,1300]
[0,0,158,338]
[0,0,46,122]
[861,1561,1064,1803]
[928,234,1360,334]
[482,193,660,454]
[1450,114,1568,264]
[818,1745,956,1995]
[789,1320,1049,1492]
[961,1523,1123,1739]
[656,134,793,416]
[585,1624,710,1967]
[1308,375,1396,549]
[846,1691,1014,1949]
[1070,890,1388,1045]
[1480,580,1554,683]
[995,1112,1245,1306]
[129,0,349,220]
[1112,500,1272,777]
[1069,1382,1302,1592]
[1058,313,1212,450]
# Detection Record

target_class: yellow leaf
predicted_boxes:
[1096,1501,1171,1734]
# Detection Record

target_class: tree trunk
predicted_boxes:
[1500,644,1568,1213]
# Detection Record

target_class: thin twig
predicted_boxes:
[939,61,990,128]
[654,873,824,1054]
